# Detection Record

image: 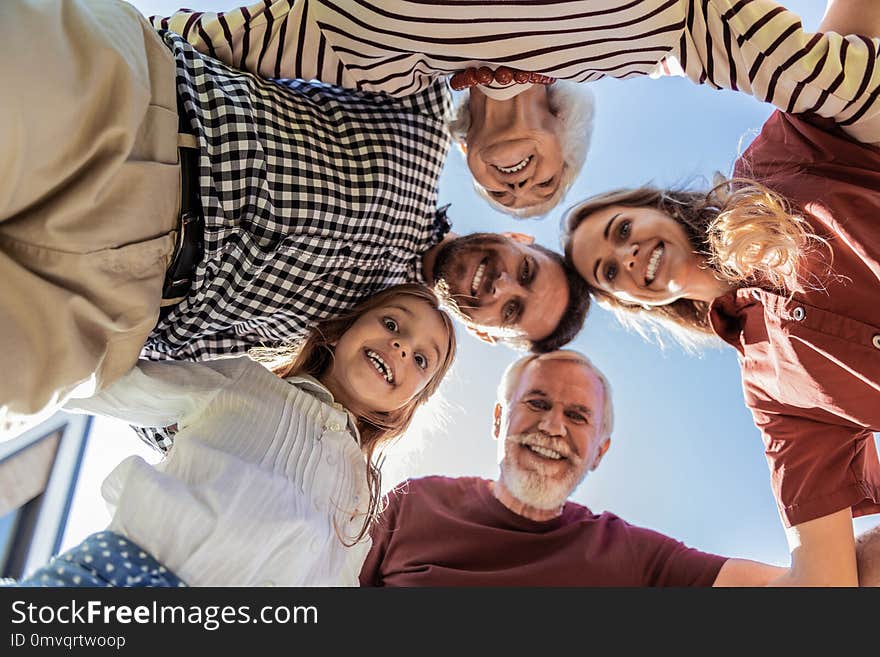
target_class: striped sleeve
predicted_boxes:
[150,0,350,86]
[677,0,880,144]
[154,1,880,141]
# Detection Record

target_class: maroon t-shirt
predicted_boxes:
[359,476,726,587]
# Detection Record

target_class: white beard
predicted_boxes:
[498,432,589,512]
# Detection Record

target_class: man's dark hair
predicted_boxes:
[521,244,590,353]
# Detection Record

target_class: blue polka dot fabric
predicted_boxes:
[14,532,186,587]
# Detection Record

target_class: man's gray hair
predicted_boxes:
[447,81,595,219]
[496,350,614,437]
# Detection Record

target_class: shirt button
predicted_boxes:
[872,334,880,350]
[792,306,806,321]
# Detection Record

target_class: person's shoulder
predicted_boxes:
[598,511,694,552]
[735,110,875,179]
[394,475,486,497]
[383,476,485,512]
[567,506,662,538]
[392,78,455,123]
[144,354,258,382]
[734,111,803,178]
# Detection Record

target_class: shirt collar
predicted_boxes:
[283,374,361,444]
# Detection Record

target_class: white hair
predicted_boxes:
[496,350,614,438]
[447,81,595,219]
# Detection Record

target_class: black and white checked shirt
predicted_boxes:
[142,31,452,364]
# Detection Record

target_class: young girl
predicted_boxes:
[18,284,455,587]
[562,109,880,585]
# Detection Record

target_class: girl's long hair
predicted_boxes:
[562,179,824,350]
[251,284,456,543]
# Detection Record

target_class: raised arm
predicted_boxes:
[856,524,880,586]
[712,559,787,586]
[151,1,347,84]
[677,0,880,146]
[64,359,242,429]
[819,0,880,37]
[766,508,859,586]
[154,1,880,140]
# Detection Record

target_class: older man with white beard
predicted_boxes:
[360,350,880,586]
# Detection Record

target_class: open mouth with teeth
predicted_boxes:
[645,243,664,285]
[365,349,394,384]
[470,258,488,297]
[494,155,532,174]
[522,443,566,461]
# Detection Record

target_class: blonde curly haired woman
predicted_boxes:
[562,103,880,586]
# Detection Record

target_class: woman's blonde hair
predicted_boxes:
[251,284,456,543]
[561,179,824,350]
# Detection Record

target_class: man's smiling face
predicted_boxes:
[497,356,610,511]
[431,232,569,343]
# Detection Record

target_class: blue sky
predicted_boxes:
[65,0,879,569]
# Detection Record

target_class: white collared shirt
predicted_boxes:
[66,357,370,587]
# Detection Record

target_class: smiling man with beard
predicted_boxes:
[360,350,880,586]
[427,233,589,352]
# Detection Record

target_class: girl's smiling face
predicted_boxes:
[320,296,451,416]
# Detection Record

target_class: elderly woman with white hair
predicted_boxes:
[445,82,593,218]
[155,0,880,219]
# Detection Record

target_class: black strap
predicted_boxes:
[159,99,204,317]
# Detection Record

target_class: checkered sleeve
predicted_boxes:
[140,325,268,362]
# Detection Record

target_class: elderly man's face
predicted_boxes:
[497,358,609,511]
[431,232,569,343]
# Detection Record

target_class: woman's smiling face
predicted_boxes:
[568,204,718,306]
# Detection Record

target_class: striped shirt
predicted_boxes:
[153,0,880,143]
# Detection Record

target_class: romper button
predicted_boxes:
[872,334,880,350]
[792,307,805,321]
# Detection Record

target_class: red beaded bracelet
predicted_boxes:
[449,66,556,91]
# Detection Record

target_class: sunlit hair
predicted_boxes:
[561,180,824,351]
[447,81,595,219]
[250,284,456,544]
[496,350,614,438]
